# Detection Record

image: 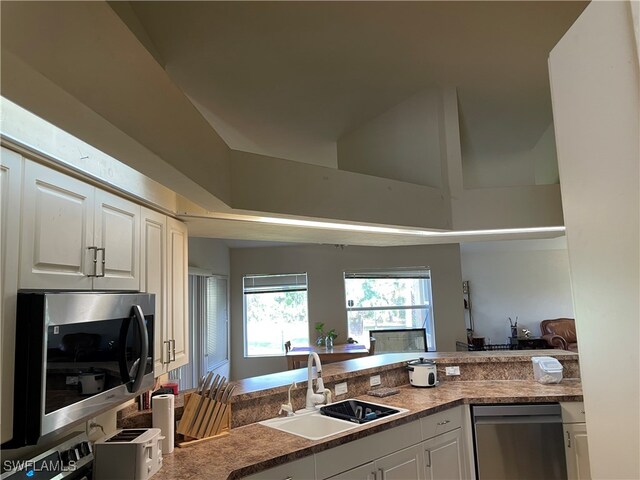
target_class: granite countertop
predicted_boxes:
[155,378,582,480]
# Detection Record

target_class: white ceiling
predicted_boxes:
[126,1,587,168]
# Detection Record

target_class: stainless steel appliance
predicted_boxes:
[0,431,94,479]
[472,404,568,480]
[93,428,163,480]
[3,292,154,448]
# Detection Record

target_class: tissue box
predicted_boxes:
[531,356,563,384]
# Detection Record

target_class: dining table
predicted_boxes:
[285,343,370,370]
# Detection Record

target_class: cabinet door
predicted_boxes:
[20,161,94,289]
[326,461,376,480]
[565,423,591,480]
[376,445,423,480]
[422,428,465,480]
[140,208,167,375]
[1,147,22,444]
[241,455,315,479]
[166,217,189,370]
[93,189,140,290]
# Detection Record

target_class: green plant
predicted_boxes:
[326,329,338,340]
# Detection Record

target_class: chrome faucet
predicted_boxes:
[306,352,332,409]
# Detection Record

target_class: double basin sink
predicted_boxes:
[259,399,407,441]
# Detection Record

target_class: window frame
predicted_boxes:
[242,272,310,358]
[343,268,435,351]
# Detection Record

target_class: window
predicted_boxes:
[170,274,228,390]
[344,268,435,351]
[243,273,309,357]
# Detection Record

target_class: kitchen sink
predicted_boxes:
[259,410,359,440]
[259,400,407,441]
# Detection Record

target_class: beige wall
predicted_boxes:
[337,89,442,188]
[230,149,450,229]
[550,2,639,478]
[229,243,466,380]
[189,237,230,276]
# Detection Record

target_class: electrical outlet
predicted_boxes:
[370,375,381,386]
[335,382,348,396]
[445,366,461,376]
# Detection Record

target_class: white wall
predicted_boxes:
[229,243,466,380]
[460,238,574,344]
[549,2,639,478]
[337,89,442,188]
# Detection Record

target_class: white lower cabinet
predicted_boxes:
[421,406,468,480]
[326,462,376,480]
[316,406,469,480]
[377,445,423,480]
[421,429,466,480]
[328,445,422,480]
[242,455,316,480]
[316,420,423,480]
[561,402,591,480]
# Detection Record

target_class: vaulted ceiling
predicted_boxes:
[123,1,587,168]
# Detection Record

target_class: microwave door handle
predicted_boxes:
[129,305,149,393]
[118,315,132,387]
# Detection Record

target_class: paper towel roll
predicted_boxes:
[152,394,175,454]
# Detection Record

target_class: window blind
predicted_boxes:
[243,273,308,294]
[344,268,430,279]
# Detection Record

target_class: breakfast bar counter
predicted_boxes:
[154,378,583,480]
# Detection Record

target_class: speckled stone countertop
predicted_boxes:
[154,378,582,480]
[232,350,579,400]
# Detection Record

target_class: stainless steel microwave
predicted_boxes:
[3,291,155,448]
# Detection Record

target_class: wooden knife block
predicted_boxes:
[176,392,231,447]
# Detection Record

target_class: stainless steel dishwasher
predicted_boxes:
[472,404,568,480]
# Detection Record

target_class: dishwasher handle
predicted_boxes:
[474,415,563,425]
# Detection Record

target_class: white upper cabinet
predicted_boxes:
[141,207,168,374]
[166,216,189,370]
[1,147,23,444]
[93,189,140,290]
[20,161,140,291]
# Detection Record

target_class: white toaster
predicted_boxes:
[93,428,164,480]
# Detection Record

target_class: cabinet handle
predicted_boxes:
[378,468,384,480]
[371,471,377,480]
[437,419,450,426]
[425,449,432,467]
[87,246,98,277]
[566,430,571,448]
[96,247,106,277]
[171,339,176,362]
[283,477,292,480]
[163,341,171,365]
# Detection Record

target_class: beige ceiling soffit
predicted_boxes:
[180,211,565,244]
[1,1,232,204]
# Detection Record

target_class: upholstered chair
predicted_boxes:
[540,318,578,352]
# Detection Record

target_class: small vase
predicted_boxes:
[325,336,334,349]
[316,335,325,346]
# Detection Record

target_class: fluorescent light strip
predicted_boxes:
[244,215,565,237]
